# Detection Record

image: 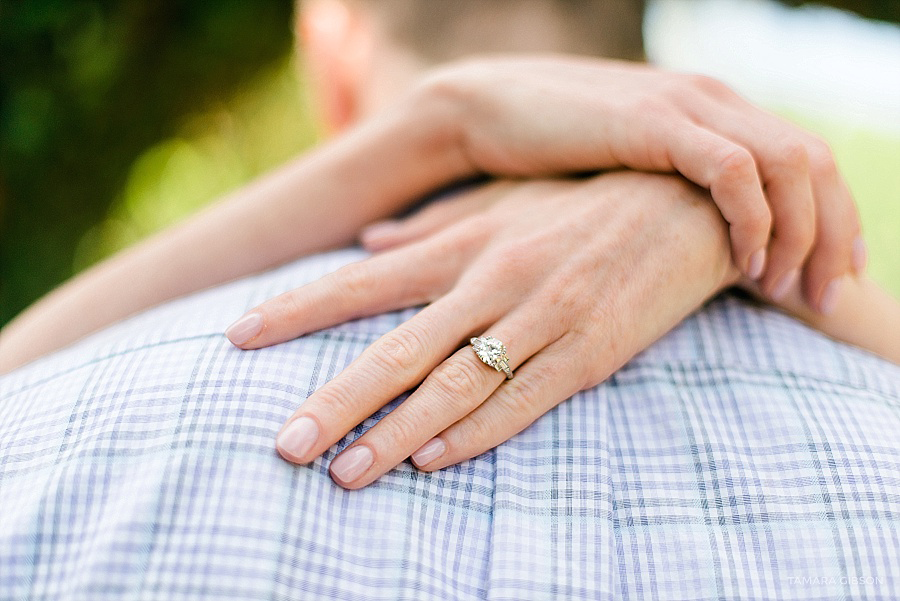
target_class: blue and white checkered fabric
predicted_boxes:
[2,247,899,600]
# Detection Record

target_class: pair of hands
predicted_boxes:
[230,172,738,489]
[223,56,865,489]
[417,57,865,309]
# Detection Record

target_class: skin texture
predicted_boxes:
[235,169,896,490]
[412,56,864,309]
[230,172,731,488]
[1,4,896,492]
[361,182,900,363]
[0,55,873,373]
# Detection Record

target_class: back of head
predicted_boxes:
[298,0,646,130]
[347,0,645,61]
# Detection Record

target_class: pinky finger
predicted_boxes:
[360,181,513,252]
[410,336,585,471]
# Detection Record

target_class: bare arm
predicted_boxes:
[744,275,900,364]
[0,91,469,372]
[2,55,889,372]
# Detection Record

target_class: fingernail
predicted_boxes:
[770,268,800,301]
[330,445,374,483]
[820,278,841,315]
[361,221,400,243]
[852,236,867,274]
[747,248,766,280]
[411,438,446,467]
[276,416,319,461]
[225,312,263,346]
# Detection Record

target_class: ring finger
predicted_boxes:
[274,290,494,465]
[413,334,586,472]
[325,306,557,489]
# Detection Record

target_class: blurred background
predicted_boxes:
[1,0,898,329]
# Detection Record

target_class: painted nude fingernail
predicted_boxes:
[820,279,842,315]
[747,248,766,280]
[330,445,374,483]
[360,221,402,250]
[770,268,800,301]
[225,312,263,346]
[362,220,401,240]
[852,236,867,274]
[277,416,319,461]
[411,438,446,467]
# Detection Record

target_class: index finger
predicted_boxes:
[225,233,476,349]
[664,122,772,279]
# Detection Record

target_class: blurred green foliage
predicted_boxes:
[2,0,898,332]
[1,0,296,326]
[72,58,320,272]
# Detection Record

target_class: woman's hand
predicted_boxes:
[226,171,738,489]
[412,56,865,311]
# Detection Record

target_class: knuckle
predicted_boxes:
[490,239,543,277]
[537,277,586,329]
[632,94,672,120]
[375,410,425,450]
[271,288,305,322]
[454,414,497,455]
[310,380,357,423]
[505,374,545,412]
[410,67,472,111]
[429,359,486,401]
[374,326,429,372]
[684,73,732,97]
[335,262,373,299]
[716,147,756,180]
[773,138,809,171]
[805,137,837,178]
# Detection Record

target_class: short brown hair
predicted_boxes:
[353,0,645,62]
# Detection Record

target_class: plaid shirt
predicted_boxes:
[2,247,898,600]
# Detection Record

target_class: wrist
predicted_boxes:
[320,78,473,227]
[661,173,742,297]
[401,72,473,183]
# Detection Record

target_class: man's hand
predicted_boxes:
[412,56,865,311]
[361,185,900,367]
[225,172,738,489]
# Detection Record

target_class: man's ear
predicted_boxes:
[298,0,374,134]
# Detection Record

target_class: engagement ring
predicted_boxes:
[470,336,514,379]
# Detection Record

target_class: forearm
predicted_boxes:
[745,276,900,365]
[0,90,469,373]
[644,178,900,366]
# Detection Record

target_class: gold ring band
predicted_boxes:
[470,336,514,379]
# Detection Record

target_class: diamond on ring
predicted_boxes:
[470,336,514,379]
